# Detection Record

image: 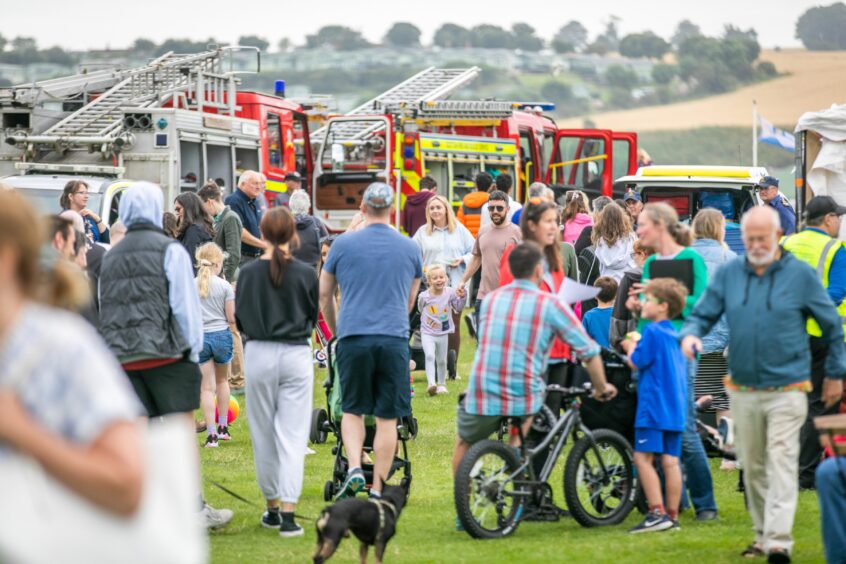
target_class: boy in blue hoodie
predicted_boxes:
[621,278,689,533]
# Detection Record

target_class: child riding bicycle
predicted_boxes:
[451,242,617,529]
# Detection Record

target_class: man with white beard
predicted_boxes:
[680,206,845,564]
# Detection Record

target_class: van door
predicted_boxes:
[611,131,638,197]
[547,129,614,198]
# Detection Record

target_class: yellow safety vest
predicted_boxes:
[782,229,846,339]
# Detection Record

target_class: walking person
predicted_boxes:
[592,203,637,282]
[320,182,423,501]
[236,206,319,538]
[174,192,214,275]
[457,172,493,237]
[98,181,232,529]
[781,196,846,489]
[681,206,845,562]
[59,179,110,243]
[198,180,242,283]
[481,173,521,227]
[195,243,235,449]
[626,202,717,521]
[457,190,522,331]
[413,194,475,366]
[689,208,737,468]
[417,264,464,396]
[402,175,438,236]
[226,170,266,267]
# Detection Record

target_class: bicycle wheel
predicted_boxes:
[563,429,635,527]
[454,440,524,539]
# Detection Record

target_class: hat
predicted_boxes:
[805,195,846,220]
[623,189,641,202]
[362,182,394,209]
[284,171,302,183]
[755,175,779,189]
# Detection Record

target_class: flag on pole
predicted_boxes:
[758,115,795,152]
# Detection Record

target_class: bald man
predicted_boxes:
[681,206,845,561]
[225,171,265,267]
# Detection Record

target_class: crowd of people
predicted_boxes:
[1,166,845,563]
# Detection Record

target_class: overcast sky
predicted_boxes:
[1,0,815,51]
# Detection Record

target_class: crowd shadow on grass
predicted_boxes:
[203,312,826,563]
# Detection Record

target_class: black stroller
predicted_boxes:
[310,339,416,501]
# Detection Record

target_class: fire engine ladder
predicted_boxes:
[8,49,238,149]
[383,100,517,123]
[310,66,482,144]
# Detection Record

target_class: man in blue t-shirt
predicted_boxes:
[581,276,617,348]
[320,182,423,501]
[621,278,689,534]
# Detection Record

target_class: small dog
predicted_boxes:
[313,482,408,564]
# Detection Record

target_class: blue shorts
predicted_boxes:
[634,428,682,457]
[199,329,233,365]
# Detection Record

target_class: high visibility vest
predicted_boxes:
[782,229,846,339]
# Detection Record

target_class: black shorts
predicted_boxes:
[126,360,202,417]
[336,335,411,419]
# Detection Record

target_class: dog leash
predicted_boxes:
[206,478,316,521]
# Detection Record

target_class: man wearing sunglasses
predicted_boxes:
[756,175,796,236]
[782,195,846,490]
[458,190,522,330]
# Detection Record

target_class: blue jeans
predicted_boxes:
[818,457,846,564]
[680,358,717,514]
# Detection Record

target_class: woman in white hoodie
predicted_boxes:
[592,203,636,282]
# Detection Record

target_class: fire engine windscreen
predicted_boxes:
[320,119,387,173]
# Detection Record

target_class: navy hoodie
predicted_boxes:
[681,251,846,387]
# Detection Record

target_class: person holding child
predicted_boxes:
[621,278,690,533]
[417,264,465,396]
[195,242,235,448]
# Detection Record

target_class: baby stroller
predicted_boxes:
[311,339,417,501]
[578,348,638,444]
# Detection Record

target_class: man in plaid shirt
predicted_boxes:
[451,242,616,474]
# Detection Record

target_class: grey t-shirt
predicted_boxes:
[199,275,235,333]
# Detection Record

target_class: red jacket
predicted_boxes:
[456,191,489,238]
[499,244,572,361]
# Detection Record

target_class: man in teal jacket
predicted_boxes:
[680,206,845,563]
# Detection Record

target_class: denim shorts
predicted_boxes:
[199,329,234,365]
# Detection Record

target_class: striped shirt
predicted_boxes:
[465,279,600,416]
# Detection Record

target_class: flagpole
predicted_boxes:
[752,100,758,168]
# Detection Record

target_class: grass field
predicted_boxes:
[201,318,826,563]
[558,49,846,132]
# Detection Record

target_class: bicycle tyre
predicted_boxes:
[563,429,635,527]
[454,440,524,539]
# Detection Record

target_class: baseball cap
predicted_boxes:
[623,189,641,202]
[362,182,394,209]
[804,195,846,220]
[755,175,779,189]
[284,171,302,183]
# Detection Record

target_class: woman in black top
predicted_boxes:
[174,192,214,273]
[235,206,318,538]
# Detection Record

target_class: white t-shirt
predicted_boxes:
[480,195,522,227]
[198,275,235,333]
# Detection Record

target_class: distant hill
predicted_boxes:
[558,49,846,131]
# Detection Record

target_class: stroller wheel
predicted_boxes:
[310,408,328,444]
[400,476,412,500]
[324,481,335,502]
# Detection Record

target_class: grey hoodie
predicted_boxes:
[595,234,636,282]
[681,251,846,388]
[118,181,163,228]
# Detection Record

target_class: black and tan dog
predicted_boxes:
[313,482,408,564]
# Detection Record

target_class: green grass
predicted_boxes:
[202,318,826,563]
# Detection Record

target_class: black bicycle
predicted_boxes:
[454,384,636,539]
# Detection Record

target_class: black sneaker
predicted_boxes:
[217,426,231,441]
[261,508,282,529]
[628,510,673,534]
[204,434,219,448]
[334,467,365,500]
[279,513,304,538]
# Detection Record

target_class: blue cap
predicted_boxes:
[623,189,641,202]
[756,175,779,189]
[362,182,394,209]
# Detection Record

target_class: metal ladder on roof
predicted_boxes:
[383,99,517,122]
[310,66,482,143]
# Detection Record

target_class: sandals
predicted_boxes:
[741,544,764,558]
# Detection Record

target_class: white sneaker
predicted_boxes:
[202,502,233,530]
[436,386,448,395]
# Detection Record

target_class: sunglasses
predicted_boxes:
[488,205,506,212]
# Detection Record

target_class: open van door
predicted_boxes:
[611,131,638,195]
[547,129,614,199]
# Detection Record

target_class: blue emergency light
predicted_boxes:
[517,102,556,112]
[275,80,286,98]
